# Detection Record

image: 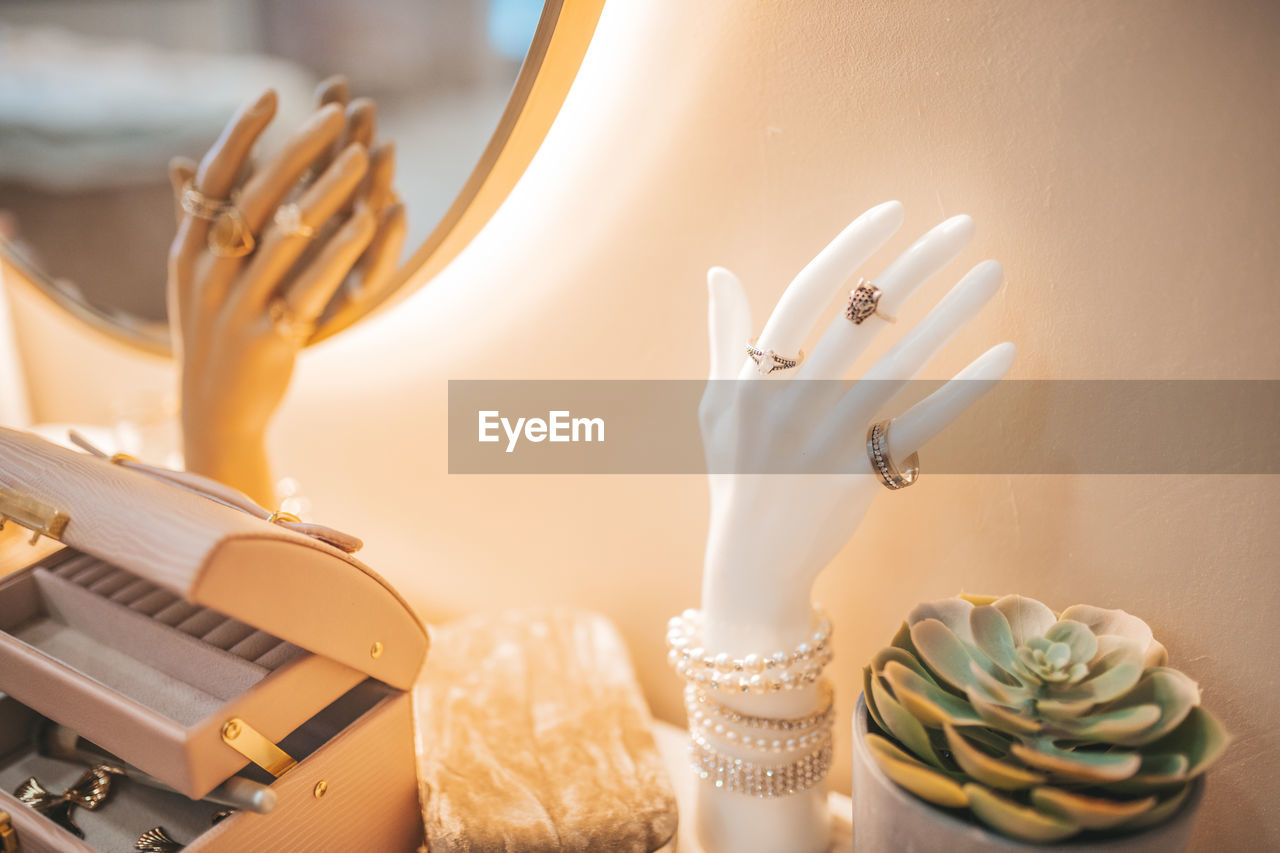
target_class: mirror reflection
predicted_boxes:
[0,0,545,329]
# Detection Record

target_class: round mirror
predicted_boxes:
[0,0,597,354]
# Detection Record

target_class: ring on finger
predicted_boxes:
[180,181,230,220]
[866,419,919,490]
[746,338,805,376]
[208,204,255,258]
[269,298,314,347]
[845,278,897,325]
[274,203,316,239]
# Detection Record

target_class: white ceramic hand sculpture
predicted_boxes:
[693,201,1015,853]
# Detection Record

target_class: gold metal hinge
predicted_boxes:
[0,488,69,545]
[221,718,297,778]
[0,809,18,853]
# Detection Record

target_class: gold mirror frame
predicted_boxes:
[0,0,604,357]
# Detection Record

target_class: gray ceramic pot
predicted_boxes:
[852,695,1204,853]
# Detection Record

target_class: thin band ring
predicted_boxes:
[866,419,919,490]
[180,181,229,220]
[746,338,805,375]
[273,203,316,239]
[846,278,897,325]
[268,298,314,346]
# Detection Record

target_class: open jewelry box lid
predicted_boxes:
[0,427,429,797]
[0,428,428,687]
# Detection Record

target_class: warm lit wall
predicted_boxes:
[10,1,1279,849]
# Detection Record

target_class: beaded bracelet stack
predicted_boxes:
[685,681,835,753]
[665,608,834,695]
[689,730,834,799]
[666,607,836,798]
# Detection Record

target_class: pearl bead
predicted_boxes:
[795,642,811,660]
[772,740,783,752]
[682,608,699,622]
[785,738,797,751]
[725,730,737,742]
[770,651,788,669]
[667,650,679,667]
[713,653,731,671]
[689,647,705,664]
[714,724,725,736]
[744,654,764,673]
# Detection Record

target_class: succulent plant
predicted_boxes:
[862,594,1229,844]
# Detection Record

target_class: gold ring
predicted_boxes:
[136,827,184,852]
[209,206,255,258]
[745,338,805,376]
[268,299,313,347]
[866,419,919,490]
[846,278,897,325]
[273,203,316,239]
[180,181,228,220]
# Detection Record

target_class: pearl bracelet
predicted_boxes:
[689,729,833,798]
[685,681,835,735]
[665,608,833,694]
[689,710,832,755]
[686,681,835,755]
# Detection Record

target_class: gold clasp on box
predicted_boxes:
[0,809,18,853]
[0,487,69,545]
[221,718,297,778]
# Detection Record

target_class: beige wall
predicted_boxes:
[8,1,1279,849]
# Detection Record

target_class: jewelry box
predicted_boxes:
[0,427,429,852]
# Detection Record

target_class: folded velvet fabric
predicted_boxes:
[414,609,677,853]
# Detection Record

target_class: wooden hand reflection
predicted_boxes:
[167,78,405,504]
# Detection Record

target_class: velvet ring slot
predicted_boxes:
[0,552,365,798]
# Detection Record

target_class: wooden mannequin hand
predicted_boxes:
[698,201,1015,648]
[166,81,406,505]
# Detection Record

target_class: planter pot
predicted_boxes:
[852,695,1204,853]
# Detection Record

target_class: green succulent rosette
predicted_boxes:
[863,594,1229,844]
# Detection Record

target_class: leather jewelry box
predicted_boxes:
[0,427,429,852]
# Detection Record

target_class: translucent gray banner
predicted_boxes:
[448,380,1280,474]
